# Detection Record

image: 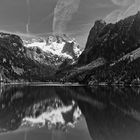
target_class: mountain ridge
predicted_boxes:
[57,11,140,85]
[0,32,57,82]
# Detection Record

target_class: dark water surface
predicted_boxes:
[0,85,140,140]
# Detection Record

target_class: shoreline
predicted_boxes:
[0,82,85,87]
[1,82,140,87]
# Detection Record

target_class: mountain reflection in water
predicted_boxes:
[0,85,140,140]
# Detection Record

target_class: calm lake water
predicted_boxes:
[0,85,140,140]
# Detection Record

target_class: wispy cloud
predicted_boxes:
[53,0,80,34]
[26,0,31,33]
[111,0,133,6]
[117,0,140,20]
[105,9,122,23]
[105,0,140,23]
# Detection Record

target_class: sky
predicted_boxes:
[0,0,140,47]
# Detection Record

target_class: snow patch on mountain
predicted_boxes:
[23,36,82,60]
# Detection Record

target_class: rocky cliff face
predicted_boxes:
[59,12,140,85]
[78,12,140,65]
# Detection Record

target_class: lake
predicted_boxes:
[0,85,140,140]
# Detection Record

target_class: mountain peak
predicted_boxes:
[78,12,140,65]
[94,19,106,27]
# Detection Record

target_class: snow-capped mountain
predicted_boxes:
[23,35,82,60]
[0,32,82,82]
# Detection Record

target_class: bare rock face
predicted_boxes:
[62,41,79,60]
[78,12,140,65]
